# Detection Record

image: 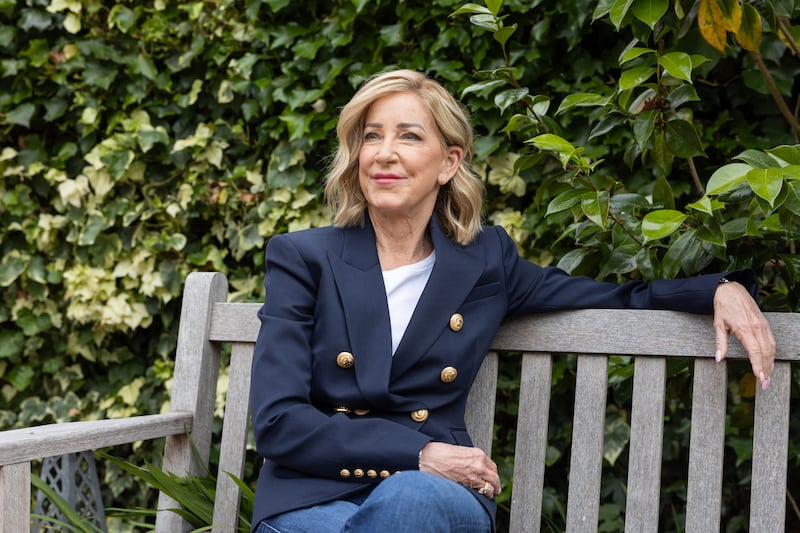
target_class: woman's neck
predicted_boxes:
[370,211,434,271]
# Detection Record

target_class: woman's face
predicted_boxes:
[358,92,463,223]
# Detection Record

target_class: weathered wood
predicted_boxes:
[509,352,552,533]
[212,342,254,532]
[156,271,228,533]
[625,356,666,533]
[493,310,800,361]
[0,462,30,533]
[566,354,608,533]
[2,273,798,533]
[750,361,791,533]
[0,413,192,466]
[465,353,498,456]
[685,358,727,532]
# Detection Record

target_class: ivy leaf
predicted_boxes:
[7,364,35,391]
[642,209,687,242]
[746,167,783,207]
[0,250,28,287]
[697,0,727,53]
[658,51,693,83]
[735,2,762,52]
[631,0,668,29]
[7,103,36,127]
[706,163,750,194]
[664,119,705,158]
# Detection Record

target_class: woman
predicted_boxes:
[250,69,775,532]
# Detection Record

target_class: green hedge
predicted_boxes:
[2,0,799,530]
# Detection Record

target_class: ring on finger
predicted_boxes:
[477,481,493,495]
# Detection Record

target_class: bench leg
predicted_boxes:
[1,462,31,533]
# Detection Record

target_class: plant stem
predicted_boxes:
[749,51,800,137]
[687,157,704,195]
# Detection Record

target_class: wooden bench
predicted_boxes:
[1,271,798,532]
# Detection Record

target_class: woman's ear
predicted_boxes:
[439,145,464,185]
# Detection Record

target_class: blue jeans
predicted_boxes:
[256,471,491,533]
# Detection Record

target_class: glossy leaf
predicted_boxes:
[642,209,687,242]
[631,0,668,29]
[746,167,784,207]
[658,51,693,83]
[706,163,751,194]
[581,190,609,228]
[664,119,705,158]
[619,66,656,91]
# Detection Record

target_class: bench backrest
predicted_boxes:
[162,272,800,532]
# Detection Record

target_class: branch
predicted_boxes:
[687,157,705,195]
[749,51,800,138]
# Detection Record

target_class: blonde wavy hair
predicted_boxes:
[323,69,484,245]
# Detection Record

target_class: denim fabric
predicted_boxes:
[256,471,491,533]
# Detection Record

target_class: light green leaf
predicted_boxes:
[486,0,503,16]
[461,79,507,98]
[767,145,800,165]
[658,51,693,82]
[619,46,654,64]
[735,149,779,168]
[546,188,588,216]
[631,0,669,29]
[450,3,493,16]
[745,167,783,207]
[642,209,687,242]
[686,195,714,215]
[609,0,635,29]
[581,190,609,229]
[632,109,656,149]
[619,66,656,91]
[494,24,517,47]
[707,163,751,194]
[556,93,610,114]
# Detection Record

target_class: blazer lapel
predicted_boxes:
[390,217,484,377]
[328,220,394,406]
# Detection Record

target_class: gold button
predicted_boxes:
[354,468,364,478]
[440,366,458,383]
[367,469,377,478]
[449,313,463,332]
[353,409,370,416]
[410,408,428,422]
[334,406,352,413]
[337,351,354,368]
[380,470,391,479]
[340,469,351,478]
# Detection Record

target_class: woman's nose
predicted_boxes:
[375,139,396,164]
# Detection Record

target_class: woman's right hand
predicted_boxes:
[418,441,502,498]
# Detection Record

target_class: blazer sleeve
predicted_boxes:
[250,234,431,482]
[491,226,758,316]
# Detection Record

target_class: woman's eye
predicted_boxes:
[401,132,421,140]
[364,132,380,140]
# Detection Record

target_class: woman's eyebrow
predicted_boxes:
[364,122,426,130]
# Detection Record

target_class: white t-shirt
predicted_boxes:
[382,251,435,355]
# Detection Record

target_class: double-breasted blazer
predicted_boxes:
[249,214,755,529]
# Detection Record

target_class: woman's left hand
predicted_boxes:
[713,281,776,389]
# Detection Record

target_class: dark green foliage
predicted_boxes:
[2,0,799,530]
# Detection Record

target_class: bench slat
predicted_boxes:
[0,462,30,533]
[750,360,791,532]
[0,413,193,466]
[213,342,255,532]
[465,353,498,456]
[566,355,608,533]
[509,352,552,533]
[685,358,727,532]
[625,356,666,533]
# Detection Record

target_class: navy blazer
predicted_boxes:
[249,215,754,529]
